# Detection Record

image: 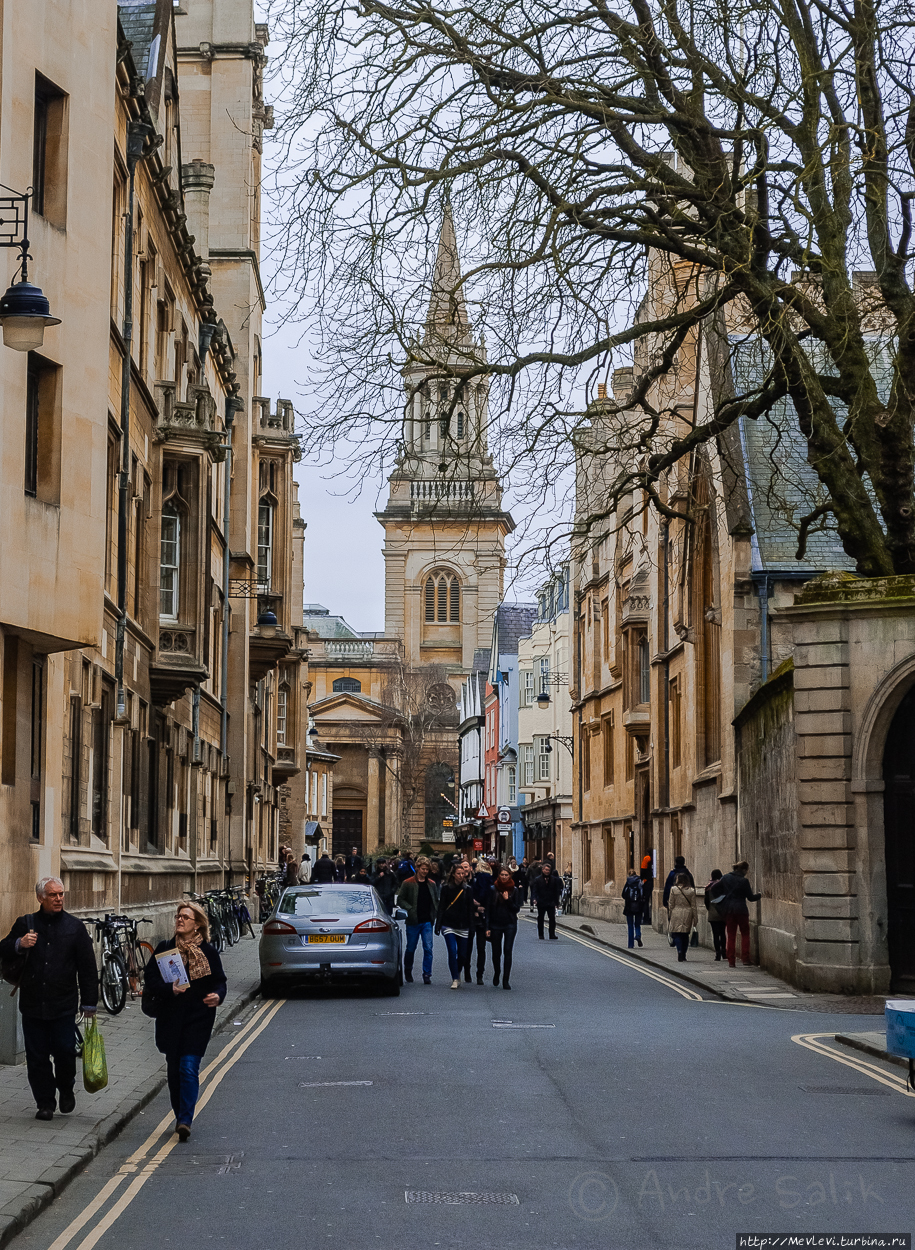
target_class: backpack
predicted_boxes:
[623,881,642,912]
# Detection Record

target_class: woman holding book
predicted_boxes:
[142,901,227,1141]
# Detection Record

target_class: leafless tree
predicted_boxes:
[265,0,915,576]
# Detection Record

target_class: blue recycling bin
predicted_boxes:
[885,1000,915,1059]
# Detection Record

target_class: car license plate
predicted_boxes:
[302,935,345,945]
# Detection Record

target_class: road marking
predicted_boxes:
[48,999,284,1250]
[792,1032,915,1099]
[299,1080,373,1087]
[538,922,703,1001]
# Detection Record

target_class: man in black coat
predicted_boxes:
[371,858,397,915]
[344,846,364,879]
[716,860,762,967]
[531,862,562,939]
[0,877,98,1120]
[662,855,695,907]
[311,853,336,884]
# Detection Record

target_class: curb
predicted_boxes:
[0,979,262,1249]
[833,1030,907,1071]
[547,914,729,1002]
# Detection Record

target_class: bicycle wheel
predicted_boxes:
[209,913,225,953]
[101,951,128,1014]
[239,903,256,938]
[127,941,155,995]
[226,906,240,946]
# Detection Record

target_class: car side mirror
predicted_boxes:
[394,908,408,922]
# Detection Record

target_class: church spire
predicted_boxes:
[424,204,471,345]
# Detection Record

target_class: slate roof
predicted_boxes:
[494,602,538,655]
[301,605,362,639]
[730,336,857,574]
[118,2,158,81]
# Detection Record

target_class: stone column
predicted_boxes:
[383,750,402,847]
[181,160,216,259]
[366,752,381,851]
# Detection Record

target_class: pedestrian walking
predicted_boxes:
[428,858,444,889]
[715,860,762,967]
[464,860,492,984]
[531,862,562,939]
[372,858,397,915]
[703,869,727,961]
[396,852,416,883]
[662,855,695,907]
[298,852,312,884]
[486,868,521,989]
[514,857,530,906]
[640,854,655,925]
[527,858,542,912]
[142,901,227,1142]
[0,877,98,1121]
[397,856,439,984]
[311,852,336,884]
[333,855,347,882]
[283,851,300,888]
[621,869,644,948]
[436,862,475,989]
[344,846,364,878]
[666,873,698,962]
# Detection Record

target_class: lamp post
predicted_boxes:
[542,734,574,758]
[0,186,60,350]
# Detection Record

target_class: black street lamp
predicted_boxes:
[0,186,60,351]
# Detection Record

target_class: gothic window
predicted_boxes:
[277,683,288,745]
[423,569,460,622]
[332,677,362,693]
[257,501,273,589]
[456,409,465,438]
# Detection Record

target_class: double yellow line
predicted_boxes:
[48,998,284,1250]
[792,1031,915,1099]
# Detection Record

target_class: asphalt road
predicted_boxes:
[10,919,915,1250]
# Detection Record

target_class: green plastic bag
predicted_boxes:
[82,1016,108,1093]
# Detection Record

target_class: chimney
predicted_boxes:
[596,383,607,399]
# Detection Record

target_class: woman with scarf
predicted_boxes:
[142,901,227,1141]
[486,867,522,989]
[435,861,475,989]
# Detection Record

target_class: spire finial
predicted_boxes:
[425,203,470,343]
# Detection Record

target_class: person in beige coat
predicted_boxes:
[667,873,698,962]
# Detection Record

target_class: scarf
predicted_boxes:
[175,929,211,981]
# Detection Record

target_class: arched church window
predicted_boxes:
[332,677,362,693]
[423,569,461,623]
[456,410,465,438]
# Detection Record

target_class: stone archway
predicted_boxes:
[882,687,915,992]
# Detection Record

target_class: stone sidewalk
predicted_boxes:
[0,935,262,1247]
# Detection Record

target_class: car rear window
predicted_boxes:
[278,889,375,917]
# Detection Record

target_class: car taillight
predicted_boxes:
[353,918,391,933]
[263,920,298,935]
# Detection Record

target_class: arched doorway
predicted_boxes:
[882,685,915,992]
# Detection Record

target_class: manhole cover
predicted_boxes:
[799,1085,891,1095]
[299,1080,373,1087]
[405,1191,519,1205]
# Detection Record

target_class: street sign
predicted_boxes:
[477,804,490,819]
[442,818,454,828]
[441,828,455,843]
[497,806,511,825]
[473,838,483,851]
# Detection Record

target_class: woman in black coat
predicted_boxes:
[435,861,475,989]
[486,868,522,990]
[142,901,227,1141]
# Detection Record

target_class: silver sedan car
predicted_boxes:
[259,884,405,996]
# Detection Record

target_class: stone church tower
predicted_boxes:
[377,209,515,685]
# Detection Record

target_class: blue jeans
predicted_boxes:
[166,1053,201,1126]
[671,933,690,960]
[404,922,434,978]
[626,915,642,947]
[443,932,469,980]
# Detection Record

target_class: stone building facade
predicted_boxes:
[0,0,303,948]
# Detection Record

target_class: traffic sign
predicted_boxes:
[497,806,511,825]
[477,804,490,819]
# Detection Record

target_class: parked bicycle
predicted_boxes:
[183,886,256,952]
[83,914,155,1015]
[559,874,575,915]
[254,873,282,923]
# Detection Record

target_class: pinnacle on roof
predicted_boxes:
[424,204,471,345]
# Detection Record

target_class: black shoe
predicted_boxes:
[502,982,511,990]
[423,975,432,985]
[538,934,545,940]
[35,1108,54,1121]
[549,935,559,940]
[177,1123,191,1142]
[636,938,643,947]
[493,973,500,986]
[58,1091,76,1115]
[476,975,484,985]
[405,970,414,982]
[464,972,472,983]
[715,954,722,961]
[678,955,686,962]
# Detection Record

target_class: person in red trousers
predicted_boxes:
[713,861,762,967]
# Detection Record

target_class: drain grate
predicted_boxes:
[799,1084,891,1095]
[405,1191,519,1205]
[299,1080,373,1087]
[285,1055,323,1060]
